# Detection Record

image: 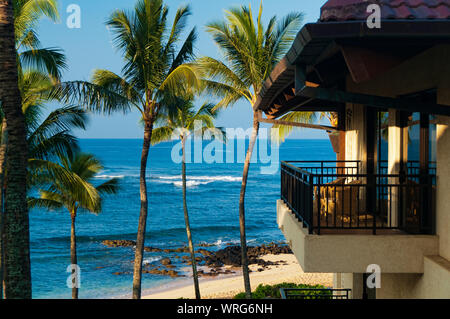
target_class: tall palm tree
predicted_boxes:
[152,96,224,299]
[197,3,303,298]
[0,0,64,298]
[0,0,32,299]
[29,153,119,299]
[53,0,199,298]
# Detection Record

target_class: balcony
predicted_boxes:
[281,160,436,235]
[278,160,439,274]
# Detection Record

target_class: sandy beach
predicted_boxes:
[143,254,333,299]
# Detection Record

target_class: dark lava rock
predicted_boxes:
[198,243,216,247]
[144,246,164,253]
[144,268,184,278]
[196,249,213,256]
[202,244,292,267]
[113,271,131,275]
[102,240,136,248]
[161,258,172,265]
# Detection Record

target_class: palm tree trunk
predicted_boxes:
[239,110,260,299]
[182,136,201,299]
[132,120,153,299]
[70,212,78,299]
[0,118,7,299]
[0,0,32,299]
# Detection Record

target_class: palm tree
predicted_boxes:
[0,0,64,298]
[152,96,224,299]
[29,153,119,299]
[197,2,303,298]
[0,0,33,299]
[52,0,199,298]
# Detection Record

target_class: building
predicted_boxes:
[254,0,450,299]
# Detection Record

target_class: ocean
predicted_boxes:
[29,138,335,299]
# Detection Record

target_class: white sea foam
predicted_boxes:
[155,175,242,188]
[95,174,125,179]
[156,175,242,188]
[172,180,211,187]
[143,257,161,265]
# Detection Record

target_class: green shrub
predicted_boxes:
[233,283,331,299]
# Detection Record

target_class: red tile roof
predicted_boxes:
[320,0,450,21]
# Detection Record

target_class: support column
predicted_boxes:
[388,110,403,228]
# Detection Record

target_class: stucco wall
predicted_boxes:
[277,200,438,274]
[437,116,450,261]
[377,256,450,299]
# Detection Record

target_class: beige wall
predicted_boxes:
[277,200,438,274]
[377,256,450,299]
[436,116,450,261]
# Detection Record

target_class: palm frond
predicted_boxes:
[28,197,63,211]
[96,178,120,195]
[271,111,317,143]
[201,4,304,111]
[14,0,59,49]
[19,47,67,79]
[151,126,174,145]
[170,27,197,72]
[47,80,134,115]
[28,105,87,145]
[159,64,199,95]
[29,130,79,160]
[165,4,191,53]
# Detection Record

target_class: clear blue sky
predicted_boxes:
[38,0,329,139]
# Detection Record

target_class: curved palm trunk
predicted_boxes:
[0,0,32,299]
[132,120,153,299]
[70,212,78,299]
[239,110,260,299]
[0,118,7,299]
[182,137,201,299]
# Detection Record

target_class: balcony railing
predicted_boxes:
[280,160,435,235]
[279,288,351,299]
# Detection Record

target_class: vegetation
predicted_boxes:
[272,112,339,143]
[0,0,63,298]
[54,0,200,299]
[197,3,303,298]
[152,96,223,299]
[0,0,336,300]
[29,153,119,299]
[233,283,331,299]
[0,0,86,298]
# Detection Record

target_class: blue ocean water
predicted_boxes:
[29,138,334,299]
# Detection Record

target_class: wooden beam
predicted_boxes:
[257,112,338,131]
[297,86,450,116]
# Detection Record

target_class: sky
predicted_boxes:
[38,0,329,139]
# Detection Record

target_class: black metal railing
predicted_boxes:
[281,160,435,235]
[279,288,351,299]
[378,160,436,176]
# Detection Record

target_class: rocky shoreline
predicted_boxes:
[102,240,292,278]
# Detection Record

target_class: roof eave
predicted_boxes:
[254,20,450,113]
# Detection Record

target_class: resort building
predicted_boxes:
[255,0,450,299]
